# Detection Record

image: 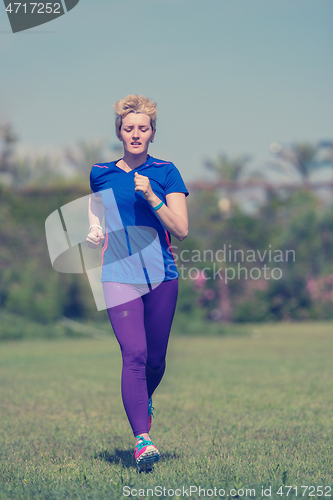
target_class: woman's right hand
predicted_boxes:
[86,228,105,249]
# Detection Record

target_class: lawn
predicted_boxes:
[0,322,332,499]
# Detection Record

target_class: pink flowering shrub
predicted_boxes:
[306,275,333,302]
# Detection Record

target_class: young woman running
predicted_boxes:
[86,95,189,473]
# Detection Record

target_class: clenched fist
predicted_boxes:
[134,172,155,202]
[86,227,105,249]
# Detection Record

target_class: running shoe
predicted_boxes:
[135,435,160,473]
[148,397,154,432]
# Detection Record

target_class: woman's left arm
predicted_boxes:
[155,192,189,241]
[134,172,188,241]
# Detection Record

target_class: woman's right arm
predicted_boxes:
[86,190,105,248]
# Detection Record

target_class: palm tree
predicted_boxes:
[204,153,251,183]
[274,142,318,181]
[204,153,252,213]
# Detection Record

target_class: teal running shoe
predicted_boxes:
[135,435,160,473]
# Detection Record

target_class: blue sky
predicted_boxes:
[1,0,332,182]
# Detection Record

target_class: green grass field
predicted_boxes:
[0,322,332,499]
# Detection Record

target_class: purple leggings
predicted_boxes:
[103,278,178,436]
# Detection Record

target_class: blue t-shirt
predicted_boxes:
[90,155,189,284]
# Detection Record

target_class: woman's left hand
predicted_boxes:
[134,172,155,202]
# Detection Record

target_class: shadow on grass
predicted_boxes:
[96,449,134,468]
[96,449,182,469]
[159,451,182,462]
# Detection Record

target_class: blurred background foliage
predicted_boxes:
[1,121,333,339]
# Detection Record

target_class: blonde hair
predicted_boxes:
[113,94,157,139]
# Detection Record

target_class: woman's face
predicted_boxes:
[119,113,155,156]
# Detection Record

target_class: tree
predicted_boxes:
[64,139,108,178]
[263,141,333,188]
[0,122,18,177]
[0,122,63,188]
[274,142,318,181]
[204,152,251,183]
[202,153,251,322]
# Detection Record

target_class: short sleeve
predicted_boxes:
[90,167,97,192]
[90,167,102,197]
[164,164,189,197]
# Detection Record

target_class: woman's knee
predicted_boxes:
[123,346,147,366]
[146,358,166,373]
